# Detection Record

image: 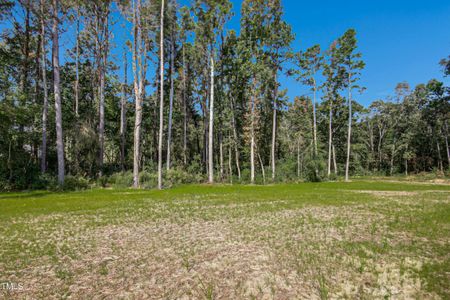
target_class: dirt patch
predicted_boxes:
[354,190,419,197]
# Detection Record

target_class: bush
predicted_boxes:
[31,173,57,190]
[328,172,338,181]
[139,171,158,189]
[0,179,12,192]
[109,172,134,188]
[305,159,325,182]
[60,176,89,191]
[165,168,203,187]
[96,175,109,188]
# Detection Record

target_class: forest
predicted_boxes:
[0,0,449,191]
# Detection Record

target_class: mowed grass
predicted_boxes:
[0,181,449,299]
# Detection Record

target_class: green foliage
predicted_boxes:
[109,172,134,188]
[60,176,90,191]
[305,159,326,182]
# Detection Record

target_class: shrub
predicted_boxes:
[60,176,89,191]
[31,173,57,190]
[139,171,158,189]
[109,172,134,188]
[305,159,325,182]
[165,168,203,187]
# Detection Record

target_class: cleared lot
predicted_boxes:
[0,181,449,299]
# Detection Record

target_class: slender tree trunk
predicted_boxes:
[8,139,12,182]
[437,140,443,173]
[332,144,337,175]
[345,75,352,181]
[258,151,265,185]
[390,142,395,176]
[377,129,383,171]
[368,120,375,171]
[445,121,450,168]
[157,0,165,189]
[182,45,187,166]
[250,83,255,184]
[219,133,224,180]
[120,50,127,171]
[20,0,31,98]
[230,96,241,180]
[40,0,48,174]
[98,58,105,176]
[166,28,175,171]
[75,5,80,117]
[312,79,318,157]
[98,13,109,177]
[297,137,301,178]
[271,72,278,181]
[405,159,408,176]
[327,101,333,176]
[52,0,65,185]
[132,0,143,188]
[208,54,214,183]
[228,143,233,184]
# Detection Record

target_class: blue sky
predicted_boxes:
[2,0,450,106]
[110,0,450,106]
[277,0,450,105]
[220,0,450,106]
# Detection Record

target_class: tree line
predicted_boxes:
[0,0,449,190]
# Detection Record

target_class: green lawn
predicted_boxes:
[0,181,449,299]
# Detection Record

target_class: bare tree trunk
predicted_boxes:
[132,0,143,188]
[208,54,214,183]
[120,50,127,171]
[327,101,332,176]
[445,121,450,168]
[271,78,277,181]
[20,0,31,98]
[390,142,395,176]
[258,151,265,185]
[75,4,80,117]
[40,0,48,174]
[405,159,408,176]
[297,137,300,178]
[166,28,175,171]
[219,134,224,180]
[98,57,105,176]
[230,97,241,180]
[437,140,443,173]
[250,85,255,184]
[8,139,12,182]
[332,144,337,175]
[345,75,352,181]
[157,0,165,189]
[98,12,109,177]
[182,45,187,166]
[228,143,233,184]
[312,79,318,157]
[52,0,65,185]
[368,120,375,171]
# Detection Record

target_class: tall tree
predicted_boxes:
[52,0,65,184]
[265,0,293,181]
[157,0,165,189]
[192,0,232,183]
[131,0,147,187]
[166,2,177,170]
[120,49,127,171]
[290,45,323,157]
[40,0,49,174]
[337,29,365,181]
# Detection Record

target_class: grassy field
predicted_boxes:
[0,180,449,299]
